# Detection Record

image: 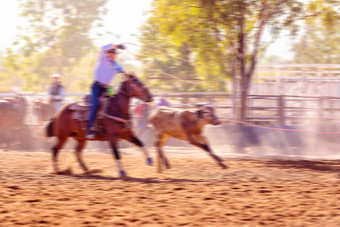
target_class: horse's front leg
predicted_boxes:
[128,135,153,166]
[109,135,126,178]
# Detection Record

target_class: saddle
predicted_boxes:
[68,94,109,136]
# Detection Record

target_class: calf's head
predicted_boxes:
[196,105,221,125]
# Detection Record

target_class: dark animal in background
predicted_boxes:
[33,100,55,122]
[0,95,28,148]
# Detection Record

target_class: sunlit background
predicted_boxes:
[0,0,339,154]
[0,0,325,93]
[0,2,340,226]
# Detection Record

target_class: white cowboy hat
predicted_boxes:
[51,73,61,78]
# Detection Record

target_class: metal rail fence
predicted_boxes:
[2,92,340,127]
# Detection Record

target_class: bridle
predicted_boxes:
[102,112,131,127]
[118,77,149,100]
[103,76,148,127]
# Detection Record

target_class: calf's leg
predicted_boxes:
[188,133,227,169]
[155,133,170,173]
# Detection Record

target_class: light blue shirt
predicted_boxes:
[94,44,124,85]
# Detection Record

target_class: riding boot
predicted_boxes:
[86,127,96,139]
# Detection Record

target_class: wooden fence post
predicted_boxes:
[278,95,285,126]
[318,96,324,121]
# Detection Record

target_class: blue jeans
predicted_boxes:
[87,82,107,134]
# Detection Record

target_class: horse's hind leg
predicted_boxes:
[128,135,153,165]
[52,136,68,173]
[74,139,89,173]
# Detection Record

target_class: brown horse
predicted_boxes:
[46,74,153,177]
[0,94,27,148]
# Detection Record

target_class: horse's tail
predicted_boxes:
[46,118,55,137]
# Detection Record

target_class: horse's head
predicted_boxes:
[121,73,153,102]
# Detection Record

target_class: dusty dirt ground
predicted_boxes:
[0,147,339,227]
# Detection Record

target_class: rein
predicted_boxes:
[103,88,131,127]
[103,112,130,124]
[102,75,147,127]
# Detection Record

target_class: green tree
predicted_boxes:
[293,0,340,64]
[0,57,22,91]
[140,0,323,121]
[4,0,108,92]
[140,3,227,93]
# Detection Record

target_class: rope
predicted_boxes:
[124,44,200,85]
[102,113,130,124]
[223,118,340,135]
[124,42,340,135]
[124,42,194,64]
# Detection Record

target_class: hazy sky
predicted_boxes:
[0,0,294,60]
[0,0,153,51]
[0,1,21,51]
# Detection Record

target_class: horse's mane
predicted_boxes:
[106,79,130,117]
[115,73,138,96]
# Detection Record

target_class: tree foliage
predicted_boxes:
[140,0,306,120]
[293,0,340,64]
[4,0,108,92]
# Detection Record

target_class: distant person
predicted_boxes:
[158,96,171,107]
[134,102,150,131]
[86,43,126,139]
[48,73,65,113]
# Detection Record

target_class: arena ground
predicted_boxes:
[0,147,339,226]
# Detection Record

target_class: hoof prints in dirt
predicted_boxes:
[0,151,340,226]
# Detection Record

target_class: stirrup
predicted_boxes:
[86,133,95,139]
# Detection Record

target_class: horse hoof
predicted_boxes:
[146,157,153,166]
[119,170,127,177]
